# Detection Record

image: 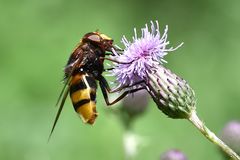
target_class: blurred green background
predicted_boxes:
[1,0,240,159]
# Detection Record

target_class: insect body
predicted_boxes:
[49,32,115,139]
[49,32,144,140]
[64,32,113,124]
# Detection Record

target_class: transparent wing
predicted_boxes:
[48,58,80,141]
[48,77,71,142]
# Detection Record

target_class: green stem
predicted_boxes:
[188,111,240,160]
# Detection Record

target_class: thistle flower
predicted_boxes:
[110,21,240,160]
[160,149,188,160]
[219,121,240,157]
[111,21,195,119]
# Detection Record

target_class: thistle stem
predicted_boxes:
[188,111,240,160]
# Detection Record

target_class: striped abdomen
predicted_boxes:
[69,73,98,124]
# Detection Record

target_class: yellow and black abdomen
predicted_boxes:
[69,73,98,124]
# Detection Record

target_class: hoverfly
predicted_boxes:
[49,32,144,140]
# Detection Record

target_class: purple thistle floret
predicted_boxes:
[111,21,183,87]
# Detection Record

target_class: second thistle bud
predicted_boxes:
[119,90,149,128]
[160,149,188,160]
[219,120,240,157]
[147,65,196,119]
[122,90,149,117]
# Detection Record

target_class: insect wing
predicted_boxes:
[49,58,80,141]
[48,81,70,141]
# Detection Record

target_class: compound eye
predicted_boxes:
[87,34,101,43]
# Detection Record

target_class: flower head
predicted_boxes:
[111,21,183,87]
[111,21,195,119]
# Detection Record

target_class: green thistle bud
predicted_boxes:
[147,65,196,119]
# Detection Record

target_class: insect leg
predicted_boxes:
[103,68,114,72]
[98,75,145,93]
[105,53,113,56]
[100,57,133,64]
[98,75,146,105]
[100,81,145,105]
[106,46,123,54]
